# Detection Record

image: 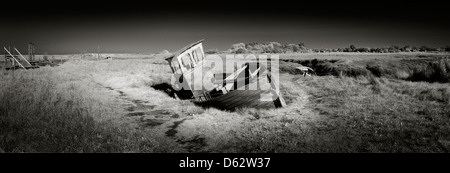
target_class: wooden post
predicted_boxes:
[12,47,15,67]
[3,48,5,72]
[32,43,35,62]
[6,48,10,69]
[28,42,35,62]
[28,43,31,62]
[97,45,100,60]
[3,48,6,70]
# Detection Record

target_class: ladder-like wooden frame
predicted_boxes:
[4,47,26,70]
[15,47,32,66]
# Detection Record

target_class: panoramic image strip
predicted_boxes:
[1,1,449,155]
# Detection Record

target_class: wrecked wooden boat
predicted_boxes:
[165,40,286,110]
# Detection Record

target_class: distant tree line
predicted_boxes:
[229,42,310,54]
[204,42,450,54]
[205,42,309,54]
[312,45,450,53]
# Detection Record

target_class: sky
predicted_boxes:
[0,1,449,54]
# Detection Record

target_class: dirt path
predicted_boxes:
[282,75,320,122]
[93,73,319,153]
[99,83,207,152]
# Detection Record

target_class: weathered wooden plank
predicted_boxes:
[3,47,26,70]
[14,47,32,67]
[227,95,264,110]
[207,89,248,103]
[199,73,281,110]
[211,90,260,106]
[203,90,258,110]
[221,90,265,110]
[239,91,274,109]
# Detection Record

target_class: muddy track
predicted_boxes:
[101,84,208,152]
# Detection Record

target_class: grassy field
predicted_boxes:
[1,52,449,153]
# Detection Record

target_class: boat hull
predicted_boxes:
[194,74,285,111]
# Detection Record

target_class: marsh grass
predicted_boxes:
[175,54,450,153]
[299,75,450,152]
[0,60,181,152]
[408,58,450,83]
[2,70,115,152]
[209,74,449,153]
[1,53,449,153]
[282,55,450,83]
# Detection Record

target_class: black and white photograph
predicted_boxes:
[1,0,449,165]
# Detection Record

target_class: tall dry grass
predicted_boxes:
[299,75,450,152]
[409,58,450,83]
[0,60,181,152]
[282,56,450,83]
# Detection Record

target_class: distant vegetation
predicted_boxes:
[204,42,450,54]
[281,56,450,83]
[225,42,308,54]
[317,45,450,53]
